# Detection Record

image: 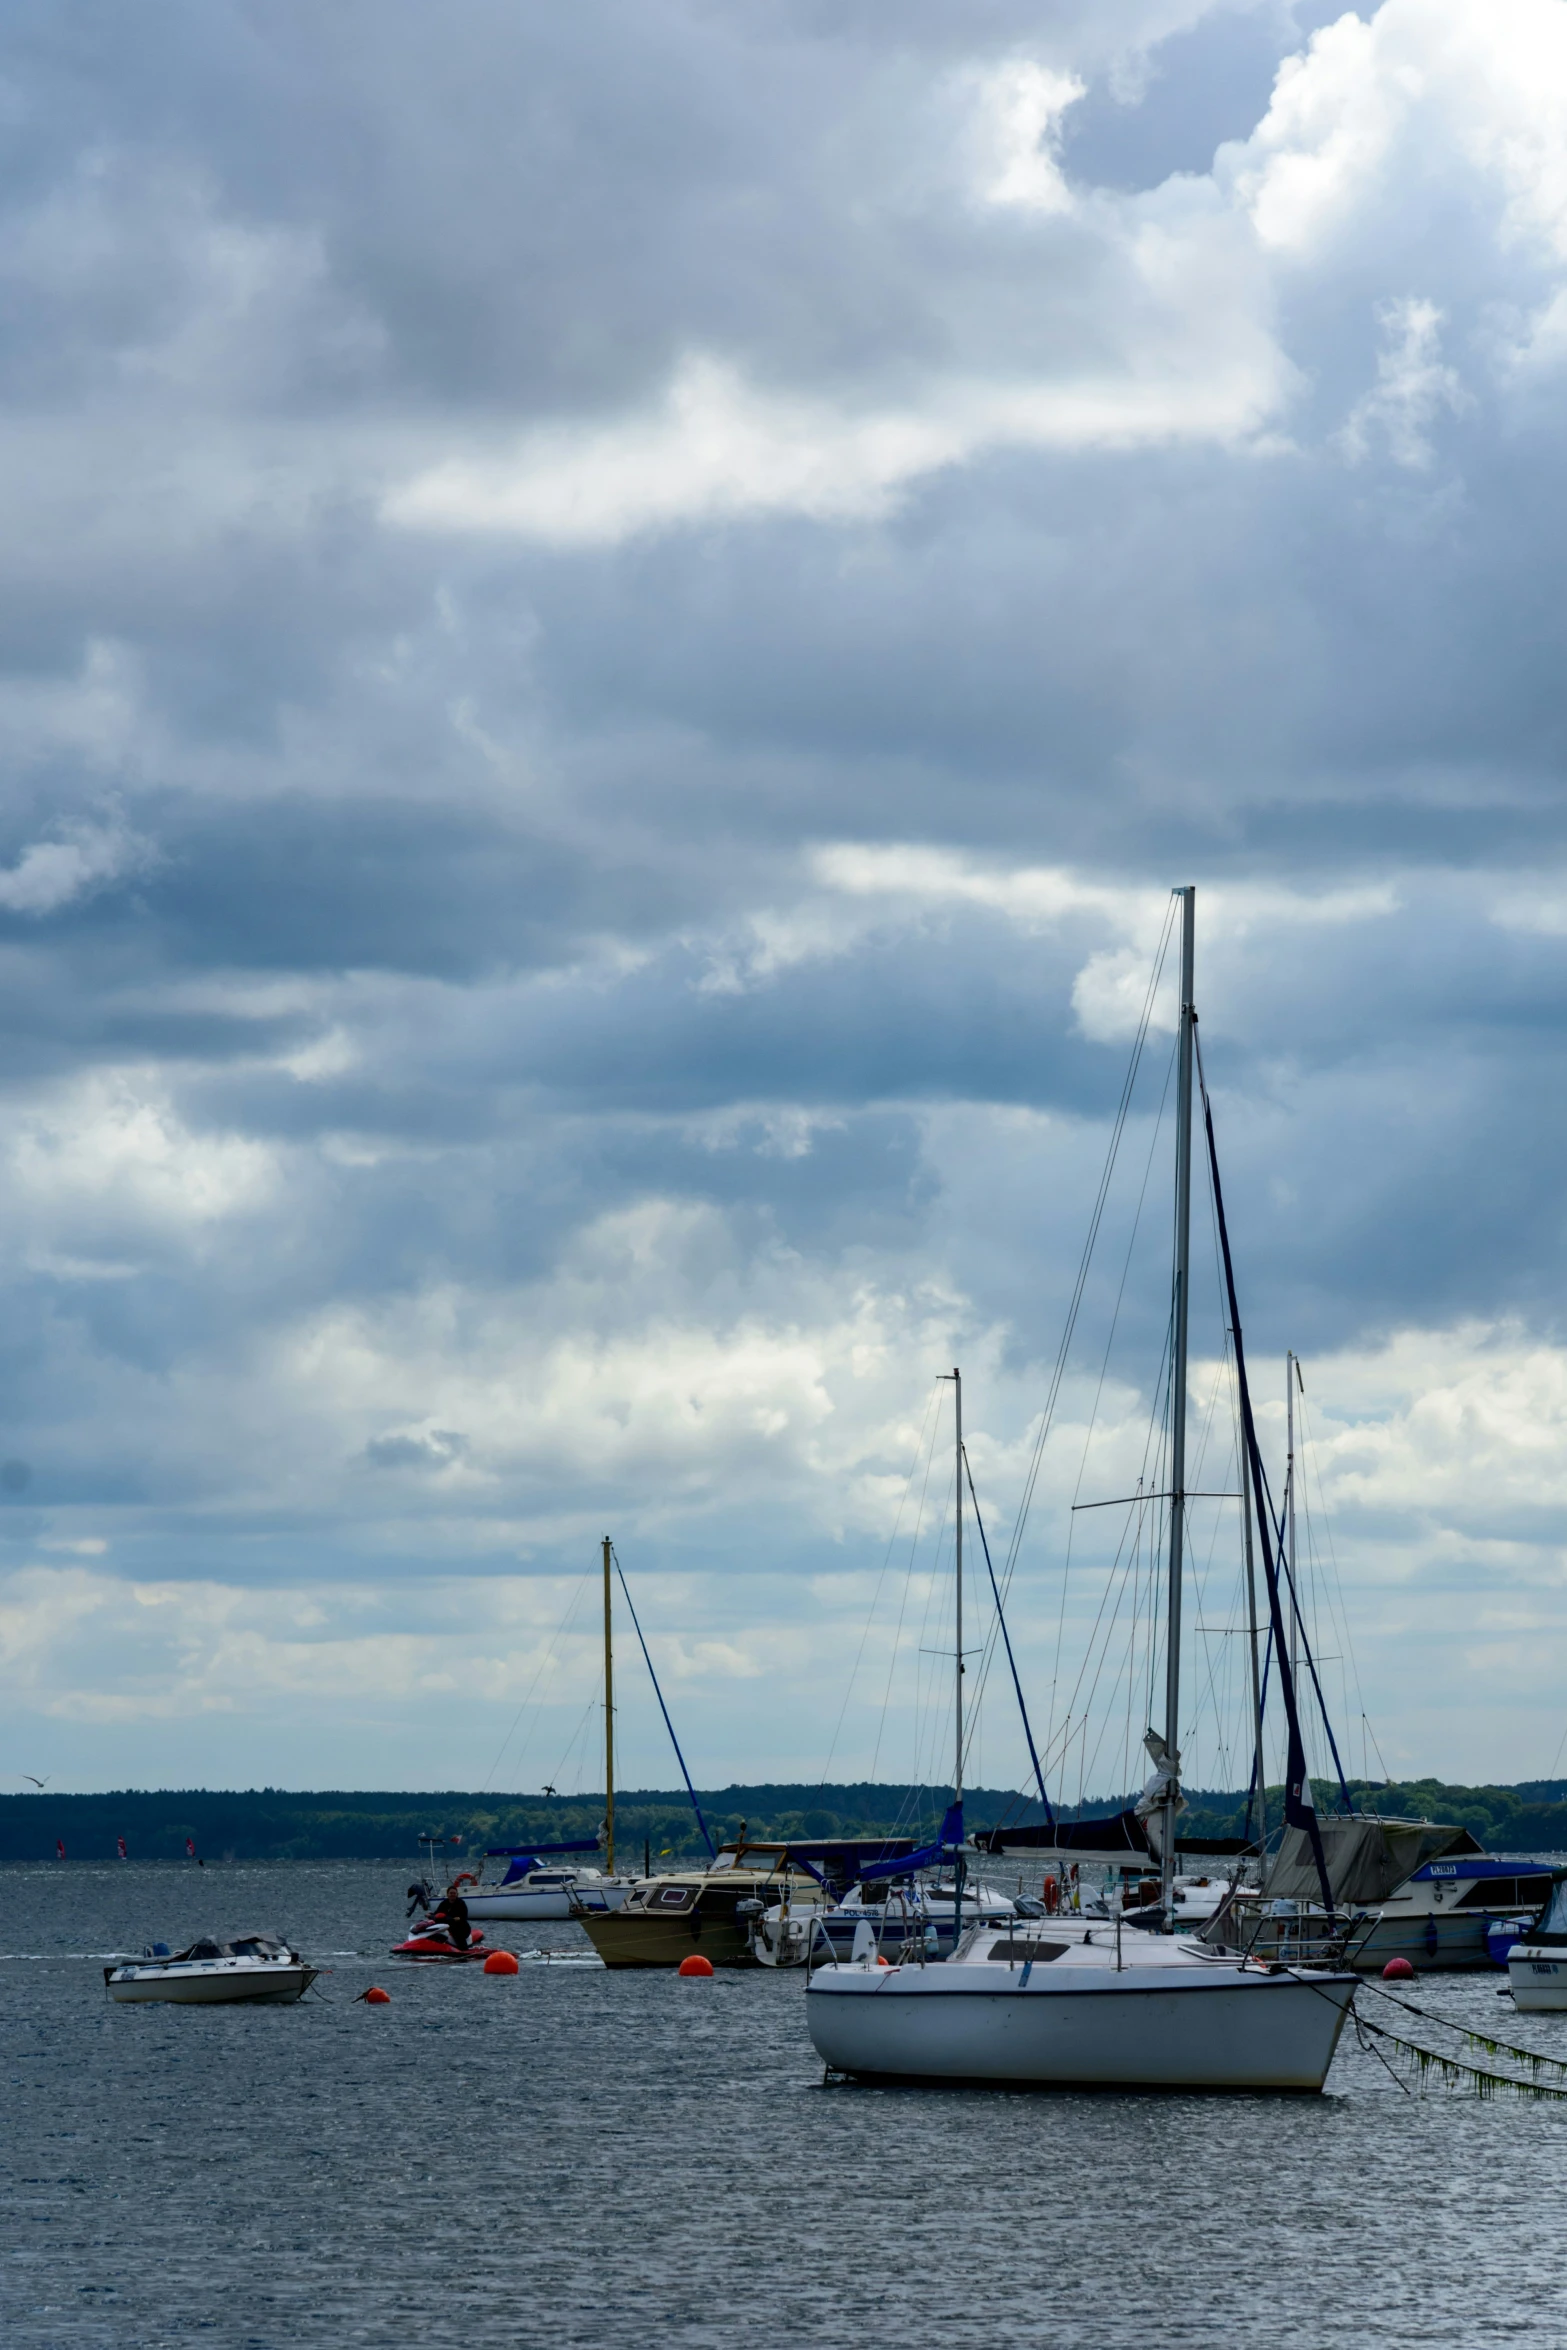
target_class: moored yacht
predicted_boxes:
[806,1912,1356,2090]
[803,891,1362,2091]
[1203,1817,1560,1972]
[578,1842,824,1968]
[460,1846,633,1923]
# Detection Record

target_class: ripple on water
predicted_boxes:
[1,1860,1563,2347]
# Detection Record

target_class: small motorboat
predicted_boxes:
[812,1875,1017,1962]
[1506,1871,1567,2009]
[104,1934,316,2005]
[1488,1915,1534,1968]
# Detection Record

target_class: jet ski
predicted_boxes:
[390,1921,498,1961]
[392,1881,509,1961]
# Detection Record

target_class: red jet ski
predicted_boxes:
[390,1922,496,1962]
[393,1879,509,1962]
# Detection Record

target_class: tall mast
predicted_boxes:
[1161,885,1196,1930]
[953,1364,964,1951]
[1243,1457,1266,1856]
[1286,1353,1298,1710]
[602,1533,615,1876]
[953,1365,963,1812]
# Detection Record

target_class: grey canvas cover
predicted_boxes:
[1525,1873,1567,1942]
[1265,1814,1481,1905]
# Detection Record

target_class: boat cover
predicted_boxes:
[1265,1816,1482,1905]
[171,1934,290,1961]
[859,1803,964,1884]
[1523,1873,1567,1944]
[973,1809,1154,1861]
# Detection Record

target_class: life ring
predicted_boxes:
[448,1871,480,1892]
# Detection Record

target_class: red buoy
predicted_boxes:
[360,1986,391,2004]
[483,1949,520,1975]
[677,1953,715,1977]
[1382,1956,1416,1980]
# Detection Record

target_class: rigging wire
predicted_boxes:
[995,896,1180,1601]
[869,1387,947,1784]
[815,1378,943,1790]
[479,1570,594,1791]
[1295,1375,1378,1788]
[548,1670,603,1796]
[961,1446,1051,1818]
[612,1549,717,1858]
[1028,1027,1180,1799]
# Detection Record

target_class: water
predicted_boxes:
[3,1861,1563,2346]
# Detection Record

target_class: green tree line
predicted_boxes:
[4,1776,1567,1863]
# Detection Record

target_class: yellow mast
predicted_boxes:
[602,1534,615,1875]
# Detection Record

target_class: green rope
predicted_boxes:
[1356,2012,1567,2102]
[1360,1979,1567,2083]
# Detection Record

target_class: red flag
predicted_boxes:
[186,1837,196,1859]
[116,1835,127,1860]
[56,1839,65,1862]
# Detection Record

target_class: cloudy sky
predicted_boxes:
[5,0,1567,1802]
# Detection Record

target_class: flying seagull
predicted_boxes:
[20,1774,48,1790]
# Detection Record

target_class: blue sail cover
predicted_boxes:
[485,1838,601,1882]
[858,1803,964,1883]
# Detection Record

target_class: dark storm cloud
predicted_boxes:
[4,0,1567,1781]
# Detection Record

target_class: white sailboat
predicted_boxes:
[458,1538,644,1925]
[805,887,1358,2091]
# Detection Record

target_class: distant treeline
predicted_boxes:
[0,1783,1017,1865]
[1179,1776,1567,1854]
[5,1775,1567,1863]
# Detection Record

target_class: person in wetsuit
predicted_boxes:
[436,1889,472,1951]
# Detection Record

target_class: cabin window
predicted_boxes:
[652,1885,695,1909]
[987,1939,1069,1963]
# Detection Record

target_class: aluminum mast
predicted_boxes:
[1161,886,1196,1930]
[952,1365,964,1947]
[602,1533,615,1876]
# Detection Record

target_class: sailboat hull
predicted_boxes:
[806,1963,1356,2091]
[463,1880,631,1923]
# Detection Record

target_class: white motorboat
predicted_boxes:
[104,1934,316,2005]
[1506,1873,1567,2010]
[1203,1824,1560,1973]
[806,1914,1356,2090]
[813,1876,1016,1962]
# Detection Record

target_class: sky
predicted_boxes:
[5,0,1567,1800]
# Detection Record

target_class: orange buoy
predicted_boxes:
[1382,1956,1416,1981]
[483,1949,520,1975]
[677,1953,715,1977]
[876,1955,891,1967]
[360,1986,391,2004]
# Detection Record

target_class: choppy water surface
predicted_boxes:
[2,1860,1563,2346]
